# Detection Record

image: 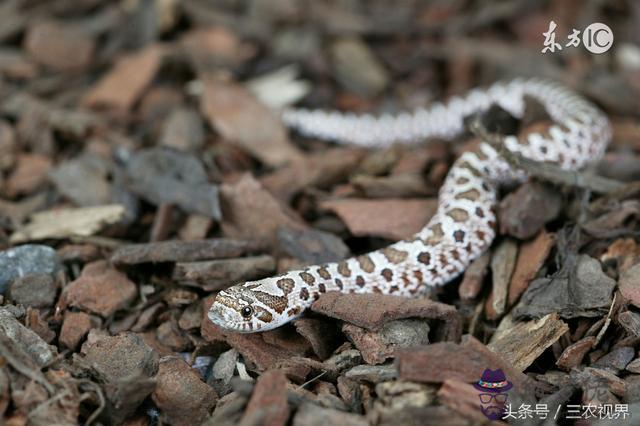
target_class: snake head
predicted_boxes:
[208,281,294,333]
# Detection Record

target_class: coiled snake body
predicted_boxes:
[208,79,611,333]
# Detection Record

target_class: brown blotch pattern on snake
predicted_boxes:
[381,268,393,282]
[337,261,352,277]
[382,247,409,264]
[356,255,376,273]
[453,230,466,243]
[317,266,331,280]
[277,278,295,294]
[299,272,316,285]
[455,189,481,201]
[448,208,469,222]
[418,252,431,265]
[299,288,309,301]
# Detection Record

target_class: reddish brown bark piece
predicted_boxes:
[437,379,488,424]
[63,260,137,317]
[5,153,51,196]
[498,181,562,239]
[181,26,255,69]
[311,292,460,340]
[110,239,256,265]
[619,263,640,308]
[508,231,555,307]
[82,333,158,424]
[59,311,92,350]
[320,198,438,240]
[201,78,301,167]
[242,370,290,426]
[220,174,302,245]
[293,318,339,361]
[24,21,94,71]
[458,252,490,300]
[343,319,430,364]
[152,356,218,426]
[396,335,535,393]
[261,147,366,203]
[556,336,595,371]
[83,44,164,111]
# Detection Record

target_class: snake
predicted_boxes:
[208,78,611,333]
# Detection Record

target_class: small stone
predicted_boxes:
[0,244,61,295]
[152,356,218,426]
[9,274,57,308]
[64,260,137,317]
[59,311,92,350]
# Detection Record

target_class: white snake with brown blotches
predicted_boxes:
[208,79,611,333]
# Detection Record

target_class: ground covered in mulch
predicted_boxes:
[1,1,640,425]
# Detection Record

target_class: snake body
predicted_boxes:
[208,79,611,333]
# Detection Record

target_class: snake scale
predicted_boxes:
[208,79,611,333]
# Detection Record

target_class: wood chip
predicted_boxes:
[10,204,125,243]
[488,313,569,371]
[201,78,302,167]
[320,198,438,240]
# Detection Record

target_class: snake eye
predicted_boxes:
[241,306,253,318]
